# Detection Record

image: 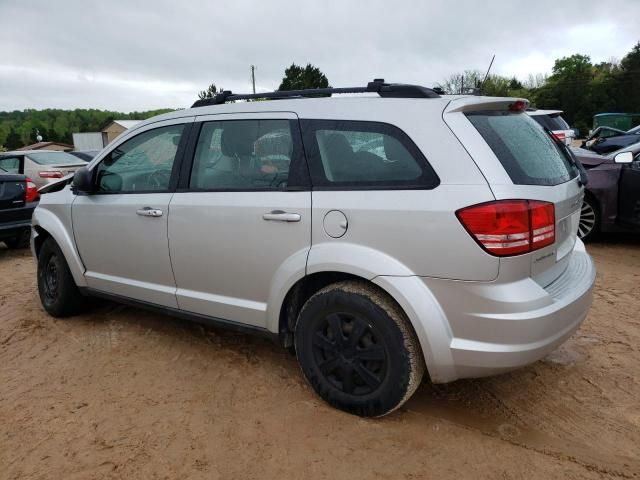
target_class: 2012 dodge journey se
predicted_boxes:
[32,80,596,417]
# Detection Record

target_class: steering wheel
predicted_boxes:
[148,169,172,189]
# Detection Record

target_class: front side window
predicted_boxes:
[301,120,438,188]
[95,124,184,193]
[467,111,577,186]
[189,119,299,190]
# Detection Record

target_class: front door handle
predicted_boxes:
[136,207,163,217]
[262,210,301,222]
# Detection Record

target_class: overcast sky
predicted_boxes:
[1,0,638,112]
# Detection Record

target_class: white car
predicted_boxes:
[0,150,86,188]
[32,80,595,417]
[527,109,575,145]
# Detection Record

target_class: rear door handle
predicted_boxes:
[136,207,163,217]
[262,210,301,222]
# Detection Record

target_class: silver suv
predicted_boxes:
[32,80,596,417]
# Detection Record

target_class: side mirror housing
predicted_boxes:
[71,167,94,195]
[614,151,634,164]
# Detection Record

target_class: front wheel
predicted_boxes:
[294,281,425,417]
[37,237,86,317]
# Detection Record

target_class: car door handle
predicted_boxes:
[262,210,301,222]
[136,207,163,217]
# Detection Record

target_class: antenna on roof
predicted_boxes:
[480,54,496,92]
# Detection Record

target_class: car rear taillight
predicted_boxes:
[39,171,64,179]
[551,132,566,142]
[25,177,39,202]
[456,200,555,257]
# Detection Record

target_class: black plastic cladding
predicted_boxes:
[191,79,441,108]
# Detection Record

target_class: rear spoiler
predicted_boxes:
[444,97,530,114]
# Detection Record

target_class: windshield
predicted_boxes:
[467,111,578,186]
[26,151,85,165]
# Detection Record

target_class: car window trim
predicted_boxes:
[90,122,193,195]
[299,119,440,190]
[176,117,311,193]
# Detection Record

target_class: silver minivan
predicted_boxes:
[32,80,596,417]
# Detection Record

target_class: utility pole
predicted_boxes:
[250,65,256,94]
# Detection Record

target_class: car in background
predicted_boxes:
[0,150,87,188]
[0,167,39,249]
[527,109,575,145]
[572,145,640,240]
[68,150,101,162]
[581,125,640,155]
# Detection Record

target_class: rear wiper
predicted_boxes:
[543,126,588,186]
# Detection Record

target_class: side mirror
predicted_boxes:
[71,167,94,194]
[614,151,634,164]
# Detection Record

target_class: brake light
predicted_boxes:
[39,171,64,178]
[509,100,529,112]
[456,200,555,257]
[25,177,39,202]
[551,132,566,142]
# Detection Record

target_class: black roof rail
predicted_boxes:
[191,79,441,108]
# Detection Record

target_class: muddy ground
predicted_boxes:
[1,237,639,479]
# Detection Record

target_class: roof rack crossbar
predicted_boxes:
[191,79,441,107]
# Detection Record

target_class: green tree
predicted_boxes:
[198,83,224,100]
[5,128,22,150]
[278,63,330,91]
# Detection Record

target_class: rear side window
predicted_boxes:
[530,113,570,131]
[189,119,306,191]
[301,120,439,189]
[467,112,577,186]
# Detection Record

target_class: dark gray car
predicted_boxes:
[572,146,640,240]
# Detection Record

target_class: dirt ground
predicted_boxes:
[1,238,639,480]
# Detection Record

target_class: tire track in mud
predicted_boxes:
[407,392,639,478]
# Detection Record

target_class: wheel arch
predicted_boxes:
[32,208,87,287]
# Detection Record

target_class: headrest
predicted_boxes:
[383,135,408,161]
[221,122,259,157]
[324,133,353,160]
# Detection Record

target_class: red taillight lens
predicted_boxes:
[457,200,555,257]
[39,171,63,178]
[25,177,40,202]
[530,200,555,250]
[551,132,566,142]
[509,100,529,112]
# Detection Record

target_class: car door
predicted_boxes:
[168,112,311,328]
[617,155,640,228]
[72,118,193,307]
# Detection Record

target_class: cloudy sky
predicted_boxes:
[1,0,638,112]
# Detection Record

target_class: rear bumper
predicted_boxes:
[377,240,596,383]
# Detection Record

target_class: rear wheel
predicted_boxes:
[578,196,599,242]
[294,281,424,417]
[4,229,30,249]
[37,237,86,317]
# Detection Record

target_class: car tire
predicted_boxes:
[578,196,600,242]
[4,229,30,249]
[294,280,425,417]
[37,237,86,317]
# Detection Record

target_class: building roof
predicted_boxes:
[109,120,141,130]
[15,141,74,151]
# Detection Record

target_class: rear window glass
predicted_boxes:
[27,151,84,165]
[467,111,577,186]
[530,113,570,131]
